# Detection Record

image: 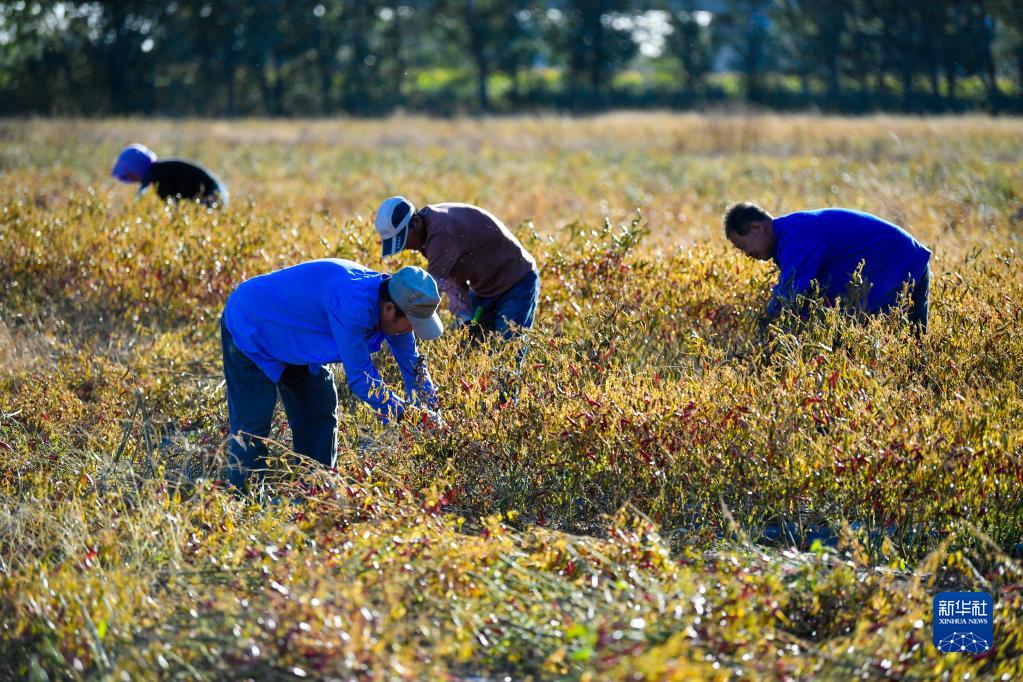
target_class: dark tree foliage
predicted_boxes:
[431,0,539,112]
[664,10,713,94]
[0,1,1019,116]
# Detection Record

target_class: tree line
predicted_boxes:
[1,1,1021,117]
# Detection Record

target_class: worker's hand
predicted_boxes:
[455,306,484,329]
[424,408,447,432]
[408,407,447,434]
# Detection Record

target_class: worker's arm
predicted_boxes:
[424,233,473,319]
[327,313,406,423]
[767,240,828,318]
[438,276,473,320]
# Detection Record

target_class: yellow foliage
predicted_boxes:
[0,114,1021,679]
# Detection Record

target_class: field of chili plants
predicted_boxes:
[1,114,1022,680]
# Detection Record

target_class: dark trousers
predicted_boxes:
[221,318,338,489]
[470,268,540,338]
[908,265,930,333]
[466,268,541,374]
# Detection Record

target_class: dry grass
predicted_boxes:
[0,113,1021,680]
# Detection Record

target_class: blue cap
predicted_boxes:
[388,266,443,340]
[112,144,157,184]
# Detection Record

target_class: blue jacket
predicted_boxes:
[768,209,931,317]
[223,259,436,421]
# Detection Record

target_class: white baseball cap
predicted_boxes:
[375,196,416,257]
[388,266,443,341]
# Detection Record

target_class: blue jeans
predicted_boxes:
[221,318,338,489]
[470,268,540,338]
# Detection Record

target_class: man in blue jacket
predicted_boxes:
[724,203,932,331]
[221,259,443,489]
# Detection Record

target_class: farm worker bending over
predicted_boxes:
[112,143,228,207]
[221,259,443,489]
[724,203,932,331]
[373,197,539,339]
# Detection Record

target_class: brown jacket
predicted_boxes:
[418,203,536,315]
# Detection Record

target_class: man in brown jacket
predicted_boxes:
[374,197,540,339]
